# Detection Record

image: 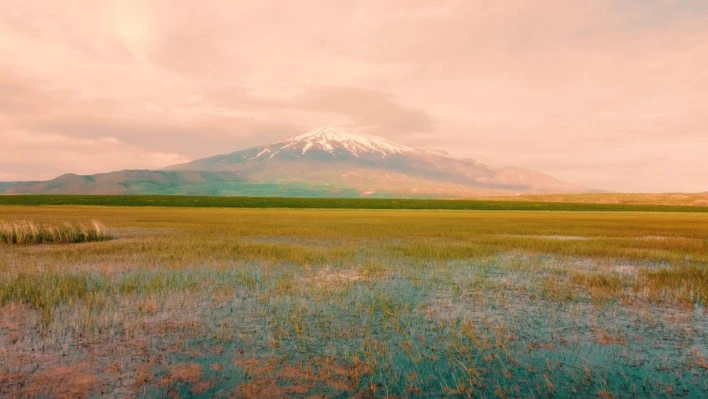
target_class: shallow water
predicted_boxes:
[2,254,707,397]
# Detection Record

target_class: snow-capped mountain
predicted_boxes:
[2,127,587,197]
[165,127,585,196]
[169,126,462,164]
[276,127,417,157]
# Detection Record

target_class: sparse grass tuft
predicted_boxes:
[0,220,112,244]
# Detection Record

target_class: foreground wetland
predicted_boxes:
[1,205,707,398]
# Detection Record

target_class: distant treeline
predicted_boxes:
[0,195,707,212]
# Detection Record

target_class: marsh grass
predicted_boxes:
[1,206,708,397]
[0,220,112,244]
[638,265,708,305]
[0,269,211,324]
[570,272,627,302]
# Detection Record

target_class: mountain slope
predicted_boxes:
[476,167,582,193]
[0,182,21,193]
[5,170,244,195]
[1,170,364,197]
[2,127,587,197]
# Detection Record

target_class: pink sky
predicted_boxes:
[1,0,707,192]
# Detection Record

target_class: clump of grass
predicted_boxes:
[0,272,96,323]
[637,265,708,305]
[0,220,112,244]
[359,260,387,278]
[541,275,578,301]
[570,272,626,301]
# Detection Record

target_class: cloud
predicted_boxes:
[12,106,303,158]
[295,87,435,135]
[203,85,287,110]
[0,69,59,115]
[0,129,190,180]
[0,0,707,191]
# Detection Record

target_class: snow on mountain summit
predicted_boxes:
[275,127,415,157]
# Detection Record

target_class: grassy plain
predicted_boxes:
[1,206,707,397]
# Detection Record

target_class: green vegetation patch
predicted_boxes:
[2,194,708,212]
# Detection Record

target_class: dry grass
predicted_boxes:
[25,364,103,399]
[637,264,708,305]
[0,220,112,245]
[570,272,626,301]
[0,207,706,309]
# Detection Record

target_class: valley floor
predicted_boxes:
[1,206,707,397]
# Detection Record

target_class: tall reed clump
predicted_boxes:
[637,265,708,305]
[0,220,113,244]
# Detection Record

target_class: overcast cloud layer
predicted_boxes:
[1,0,707,192]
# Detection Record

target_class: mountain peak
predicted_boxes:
[277,126,413,157]
[288,126,364,142]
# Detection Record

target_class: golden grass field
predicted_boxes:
[1,205,707,397]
